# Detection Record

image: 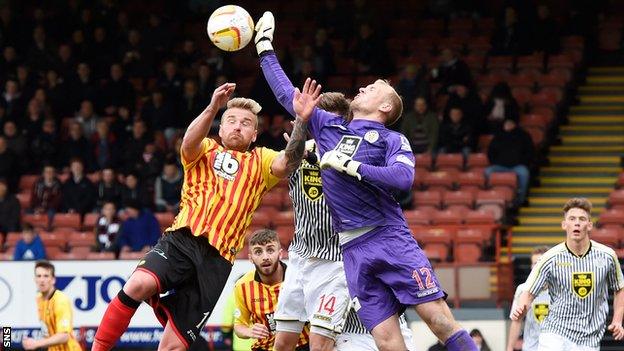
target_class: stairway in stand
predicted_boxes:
[511,66,624,350]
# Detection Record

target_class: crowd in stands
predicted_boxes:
[0,0,613,260]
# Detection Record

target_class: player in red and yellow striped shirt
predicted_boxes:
[234,229,309,351]
[93,80,322,351]
[22,261,81,351]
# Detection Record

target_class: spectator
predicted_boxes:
[0,135,19,190]
[90,26,115,80]
[1,46,19,82]
[13,224,46,261]
[94,201,121,253]
[484,82,520,133]
[351,22,389,75]
[95,167,123,209]
[120,172,152,210]
[68,62,100,111]
[470,329,491,351]
[256,114,287,150]
[16,65,38,101]
[0,178,20,235]
[53,44,76,81]
[533,4,560,54]
[91,119,120,170]
[110,105,133,144]
[101,63,135,116]
[135,143,164,187]
[119,28,153,78]
[22,98,45,139]
[433,48,473,95]
[445,85,484,131]
[485,118,534,207]
[58,121,92,171]
[178,39,201,73]
[312,28,335,79]
[2,79,25,121]
[30,118,59,171]
[115,199,160,253]
[438,106,473,159]
[75,99,100,139]
[490,6,530,56]
[141,89,175,139]
[197,63,216,101]
[44,69,68,118]
[157,60,183,102]
[400,97,439,154]
[62,158,96,215]
[30,164,62,219]
[27,25,54,74]
[396,64,431,113]
[154,161,182,213]
[122,119,151,174]
[142,14,172,64]
[3,120,28,171]
[179,79,204,129]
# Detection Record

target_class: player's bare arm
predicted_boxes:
[235,322,271,340]
[608,287,624,340]
[271,78,322,178]
[22,332,70,350]
[182,82,236,161]
[511,291,535,321]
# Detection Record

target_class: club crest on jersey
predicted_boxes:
[301,161,322,201]
[334,136,362,157]
[364,130,379,143]
[532,303,549,323]
[572,272,593,298]
[213,151,239,180]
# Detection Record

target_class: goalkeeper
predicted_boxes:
[255,11,478,351]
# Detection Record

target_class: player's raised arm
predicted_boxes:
[271,78,322,178]
[181,82,235,162]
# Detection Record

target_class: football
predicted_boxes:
[207,5,254,51]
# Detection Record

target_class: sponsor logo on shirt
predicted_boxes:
[364,130,379,143]
[213,151,239,181]
[572,272,593,298]
[533,303,549,323]
[334,136,362,157]
[301,162,323,201]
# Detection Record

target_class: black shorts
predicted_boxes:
[137,227,232,348]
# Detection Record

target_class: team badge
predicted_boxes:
[572,272,593,298]
[364,130,379,143]
[301,161,322,201]
[334,136,362,157]
[532,303,549,323]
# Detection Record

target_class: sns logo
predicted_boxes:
[56,275,126,311]
[214,152,239,180]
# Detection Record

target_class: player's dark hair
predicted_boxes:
[248,229,279,246]
[563,197,592,218]
[318,92,350,117]
[35,260,55,277]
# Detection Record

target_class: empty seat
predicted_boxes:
[431,209,465,225]
[86,251,116,260]
[275,225,295,247]
[457,171,486,190]
[19,175,39,192]
[454,230,484,263]
[520,114,549,130]
[435,153,464,171]
[413,190,442,210]
[272,210,295,227]
[404,208,433,225]
[22,213,50,230]
[608,190,624,208]
[465,210,497,224]
[467,153,489,170]
[54,251,88,260]
[423,171,456,191]
[591,228,620,249]
[52,213,81,230]
[260,190,285,211]
[40,232,67,249]
[415,153,434,170]
[488,172,517,191]
[68,232,95,248]
[251,208,274,228]
[478,135,494,152]
[525,127,545,147]
[119,251,146,260]
[414,227,453,262]
[599,209,624,227]
[16,192,31,209]
[83,213,99,230]
[444,190,475,211]
[3,232,21,249]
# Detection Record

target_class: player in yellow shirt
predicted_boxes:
[234,229,309,351]
[22,260,81,351]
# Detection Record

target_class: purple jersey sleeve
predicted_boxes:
[259,52,339,138]
[358,133,415,192]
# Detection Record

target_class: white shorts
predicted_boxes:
[335,321,416,351]
[538,332,599,351]
[275,251,350,332]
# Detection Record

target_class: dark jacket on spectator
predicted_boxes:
[438,119,474,153]
[487,126,534,167]
[96,180,123,209]
[31,177,62,213]
[62,175,96,214]
[0,193,20,233]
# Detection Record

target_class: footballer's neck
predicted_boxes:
[260,263,285,286]
[351,113,385,125]
[566,237,591,257]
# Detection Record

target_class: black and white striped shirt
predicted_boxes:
[341,309,409,334]
[288,159,342,261]
[526,241,624,347]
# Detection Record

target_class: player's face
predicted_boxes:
[351,80,392,118]
[35,267,55,295]
[562,208,593,241]
[249,241,282,277]
[219,107,258,152]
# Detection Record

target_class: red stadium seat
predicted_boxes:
[40,232,67,249]
[22,213,50,230]
[272,211,295,227]
[465,210,497,224]
[488,172,517,191]
[511,87,533,106]
[467,153,489,170]
[456,171,486,193]
[525,127,545,147]
[536,73,567,89]
[599,209,624,227]
[275,225,295,247]
[251,208,274,228]
[404,208,434,225]
[83,213,99,230]
[68,232,96,248]
[431,208,465,225]
[443,190,475,211]
[423,171,457,191]
[413,227,453,262]
[3,232,21,248]
[478,135,494,153]
[52,213,81,230]
[454,230,484,263]
[19,175,39,192]
[86,251,116,260]
[16,192,31,209]
[520,114,549,131]
[155,212,175,229]
[435,153,464,172]
[119,251,146,260]
[591,228,620,249]
[260,190,285,211]
[516,54,544,72]
[413,190,442,210]
[609,190,624,208]
[415,153,434,170]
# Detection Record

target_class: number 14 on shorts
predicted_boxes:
[317,294,336,316]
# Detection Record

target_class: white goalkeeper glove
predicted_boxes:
[254,11,274,55]
[320,150,362,180]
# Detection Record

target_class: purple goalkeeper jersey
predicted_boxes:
[261,52,415,232]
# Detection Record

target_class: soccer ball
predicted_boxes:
[207,5,254,52]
